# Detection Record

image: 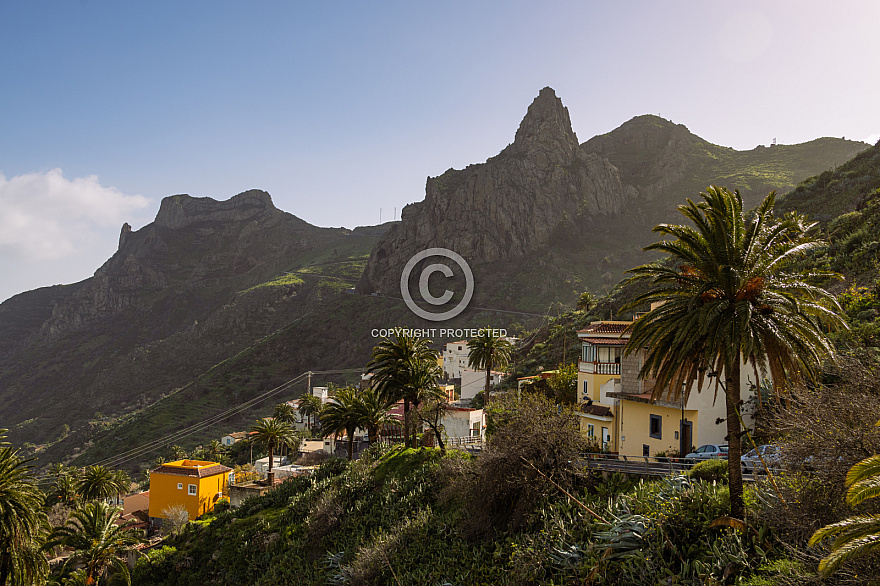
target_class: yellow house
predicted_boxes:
[148,459,232,522]
[577,319,756,457]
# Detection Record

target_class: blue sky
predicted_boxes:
[1,1,879,301]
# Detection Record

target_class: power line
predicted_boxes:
[90,368,363,469]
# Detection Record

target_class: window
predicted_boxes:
[587,424,595,439]
[582,344,596,362]
[582,380,589,398]
[188,484,197,495]
[177,483,183,490]
[649,414,662,439]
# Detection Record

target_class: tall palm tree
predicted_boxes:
[320,386,363,460]
[0,430,49,586]
[811,452,880,576]
[623,186,846,518]
[78,465,119,503]
[45,501,142,585]
[250,418,296,483]
[369,333,441,448]
[467,329,513,407]
[273,403,298,457]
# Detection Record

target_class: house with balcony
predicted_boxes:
[576,320,755,457]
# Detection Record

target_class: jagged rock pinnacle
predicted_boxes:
[506,87,579,159]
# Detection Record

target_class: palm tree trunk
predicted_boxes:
[484,360,492,406]
[403,399,411,448]
[1,551,11,586]
[267,442,275,485]
[726,356,744,519]
[347,433,354,460]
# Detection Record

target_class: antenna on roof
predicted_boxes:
[771,137,777,146]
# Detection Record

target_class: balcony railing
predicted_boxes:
[579,361,621,375]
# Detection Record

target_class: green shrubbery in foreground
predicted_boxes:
[130,394,794,586]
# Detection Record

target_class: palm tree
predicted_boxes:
[273,402,296,424]
[467,329,513,407]
[320,386,363,460]
[273,403,298,457]
[45,501,142,585]
[623,186,846,518]
[297,394,323,432]
[250,418,296,483]
[0,430,49,586]
[49,471,81,510]
[369,333,441,448]
[810,453,880,577]
[111,469,131,504]
[78,465,119,502]
[206,439,224,462]
[352,386,397,447]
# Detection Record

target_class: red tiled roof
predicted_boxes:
[578,322,631,335]
[580,337,627,346]
[151,463,232,478]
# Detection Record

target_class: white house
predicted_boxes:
[442,341,470,379]
[460,368,504,400]
[441,406,484,440]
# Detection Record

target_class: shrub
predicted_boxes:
[447,392,593,539]
[689,459,728,483]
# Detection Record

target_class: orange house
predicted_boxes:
[148,459,232,522]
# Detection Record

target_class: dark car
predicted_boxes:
[684,444,728,464]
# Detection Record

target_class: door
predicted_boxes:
[601,427,610,450]
[680,421,692,456]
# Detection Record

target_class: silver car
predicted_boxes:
[684,444,728,464]
[741,444,782,474]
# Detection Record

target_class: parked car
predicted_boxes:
[684,444,728,464]
[741,444,782,474]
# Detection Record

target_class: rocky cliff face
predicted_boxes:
[35,190,323,338]
[358,88,869,300]
[358,87,635,295]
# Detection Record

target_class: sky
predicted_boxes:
[1,1,879,302]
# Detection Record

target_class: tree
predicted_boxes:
[162,503,190,536]
[45,501,142,585]
[78,465,120,502]
[467,329,512,407]
[206,439,224,462]
[297,394,323,433]
[320,386,362,460]
[623,187,846,518]
[368,333,441,448]
[810,448,880,577]
[250,418,296,483]
[273,403,298,457]
[0,429,49,586]
[352,386,397,447]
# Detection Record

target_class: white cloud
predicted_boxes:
[0,169,151,261]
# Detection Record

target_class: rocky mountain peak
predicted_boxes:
[505,86,579,160]
[154,189,277,230]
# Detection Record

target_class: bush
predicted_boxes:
[446,392,593,539]
[689,459,728,483]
